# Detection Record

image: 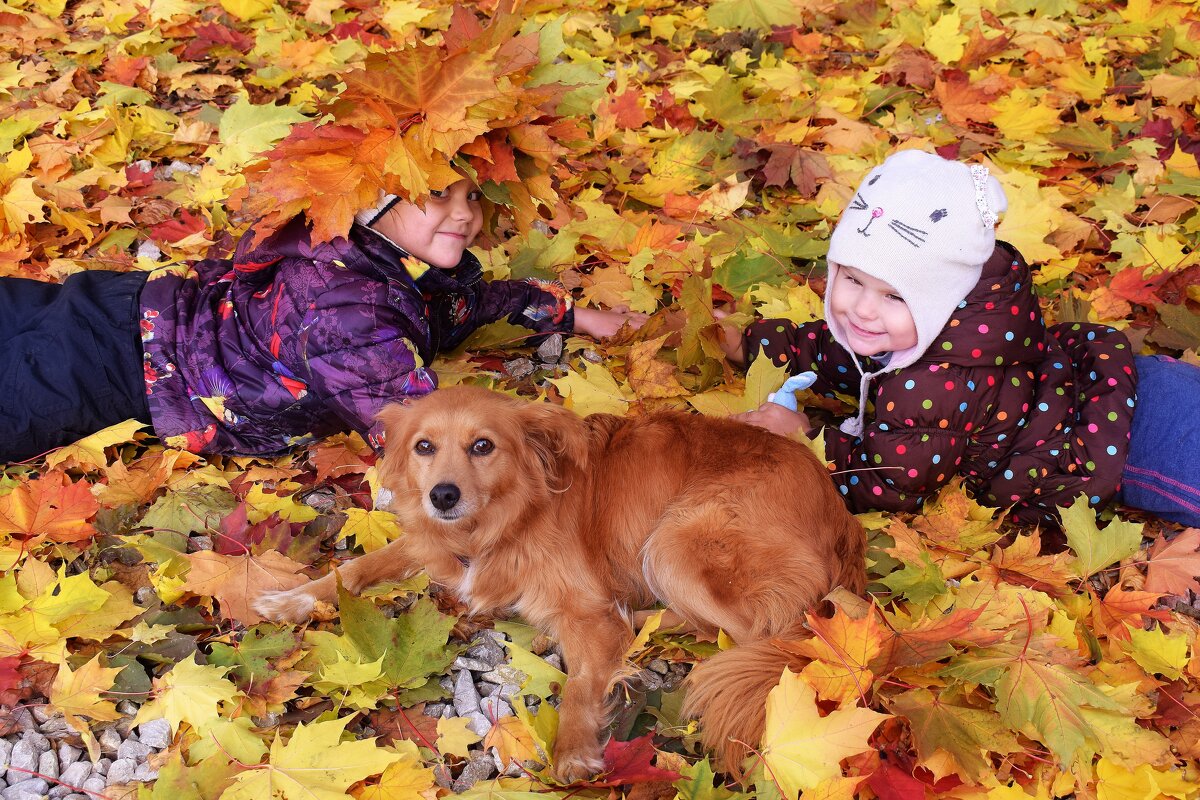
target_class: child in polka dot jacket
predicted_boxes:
[725,150,1200,528]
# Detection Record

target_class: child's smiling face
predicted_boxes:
[373,178,484,269]
[828,263,918,357]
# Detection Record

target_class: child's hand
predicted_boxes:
[733,402,812,438]
[573,307,648,339]
[713,308,747,366]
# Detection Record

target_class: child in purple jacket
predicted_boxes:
[0,177,637,462]
[723,150,1200,528]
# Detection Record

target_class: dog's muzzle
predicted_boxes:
[429,482,461,512]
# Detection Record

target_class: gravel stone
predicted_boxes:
[452,657,492,673]
[477,683,499,698]
[504,357,536,379]
[56,744,80,768]
[466,637,506,667]
[37,750,58,780]
[452,670,481,716]
[451,753,496,792]
[105,758,136,786]
[648,659,670,674]
[53,762,92,796]
[463,712,492,738]
[536,334,563,364]
[422,703,448,718]
[5,740,38,784]
[479,666,524,686]
[136,719,172,750]
[479,696,514,721]
[0,740,11,772]
[81,776,106,795]
[37,716,74,739]
[116,740,152,762]
[29,708,53,725]
[93,758,110,776]
[97,727,122,756]
[133,762,160,782]
[3,779,48,800]
[542,654,563,671]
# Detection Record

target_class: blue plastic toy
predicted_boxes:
[767,371,817,411]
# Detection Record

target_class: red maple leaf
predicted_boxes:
[580,735,682,787]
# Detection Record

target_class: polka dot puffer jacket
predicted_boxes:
[745,242,1137,526]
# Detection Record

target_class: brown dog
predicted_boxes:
[255,386,864,779]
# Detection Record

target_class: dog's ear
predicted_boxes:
[375,402,413,500]
[518,401,589,485]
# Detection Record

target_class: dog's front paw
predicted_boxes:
[254,586,317,623]
[551,744,606,784]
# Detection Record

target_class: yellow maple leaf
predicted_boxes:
[1125,626,1190,681]
[991,89,1062,142]
[1096,757,1199,800]
[923,10,968,64]
[44,419,148,471]
[132,656,241,734]
[244,483,320,524]
[206,96,309,171]
[761,668,889,797]
[358,741,434,800]
[224,716,401,800]
[437,716,483,758]
[484,715,542,768]
[550,362,632,416]
[219,0,273,21]
[340,508,404,553]
[49,654,123,732]
[687,349,789,416]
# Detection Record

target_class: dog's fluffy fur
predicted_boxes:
[255,386,864,780]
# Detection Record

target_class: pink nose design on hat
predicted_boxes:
[857,207,884,236]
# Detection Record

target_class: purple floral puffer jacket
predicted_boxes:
[139,217,573,455]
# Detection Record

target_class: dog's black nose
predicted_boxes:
[429,483,461,511]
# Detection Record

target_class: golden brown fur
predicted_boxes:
[254,386,864,779]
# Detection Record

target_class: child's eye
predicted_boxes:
[428,189,446,199]
[466,190,483,202]
[886,294,905,303]
[843,273,861,285]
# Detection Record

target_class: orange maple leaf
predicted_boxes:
[0,471,99,545]
[1090,585,1171,642]
[183,550,310,625]
[1145,529,1200,596]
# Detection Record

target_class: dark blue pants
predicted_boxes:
[1120,355,1200,527]
[0,271,150,463]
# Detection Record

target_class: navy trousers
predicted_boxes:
[1120,355,1200,527]
[0,271,150,463]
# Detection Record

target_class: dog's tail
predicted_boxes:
[681,636,797,776]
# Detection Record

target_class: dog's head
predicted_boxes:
[376,386,588,544]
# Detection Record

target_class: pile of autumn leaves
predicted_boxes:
[2,0,1200,797]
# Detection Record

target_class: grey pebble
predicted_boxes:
[105,758,136,786]
[37,716,74,738]
[36,750,57,781]
[3,779,48,800]
[477,683,499,698]
[133,762,159,782]
[452,656,493,673]
[648,658,670,674]
[542,654,563,671]
[452,670,481,716]
[52,762,92,797]
[464,712,492,738]
[479,696,514,721]
[0,739,11,772]
[451,753,496,792]
[135,586,158,605]
[504,357,536,379]
[536,334,564,364]
[98,727,122,756]
[81,776,106,794]
[136,718,173,750]
[422,702,448,717]
[29,708,52,725]
[93,758,109,776]
[188,535,213,552]
[480,666,524,686]
[116,739,152,762]
[5,740,38,784]
[466,637,506,667]
[56,744,80,768]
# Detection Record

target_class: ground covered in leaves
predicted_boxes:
[2,0,1200,798]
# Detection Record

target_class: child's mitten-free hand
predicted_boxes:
[573,307,648,339]
[732,402,812,438]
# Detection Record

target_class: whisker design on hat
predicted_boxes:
[849,194,868,211]
[888,220,929,247]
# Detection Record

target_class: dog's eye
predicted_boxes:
[414,439,435,455]
[470,438,494,456]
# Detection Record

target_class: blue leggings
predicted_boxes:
[1120,355,1200,527]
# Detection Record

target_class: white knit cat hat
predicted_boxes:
[824,150,1007,435]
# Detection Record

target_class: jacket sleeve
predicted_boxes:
[299,307,436,450]
[743,318,865,399]
[438,277,575,352]
[823,365,983,513]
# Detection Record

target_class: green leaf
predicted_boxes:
[208,624,299,685]
[338,589,458,689]
[879,551,947,607]
[140,486,238,537]
[712,249,789,295]
[1059,495,1143,578]
[206,96,308,171]
[706,0,798,30]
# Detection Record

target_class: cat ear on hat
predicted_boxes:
[970,164,1008,228]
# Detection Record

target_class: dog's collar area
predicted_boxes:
[455,554,471,568]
